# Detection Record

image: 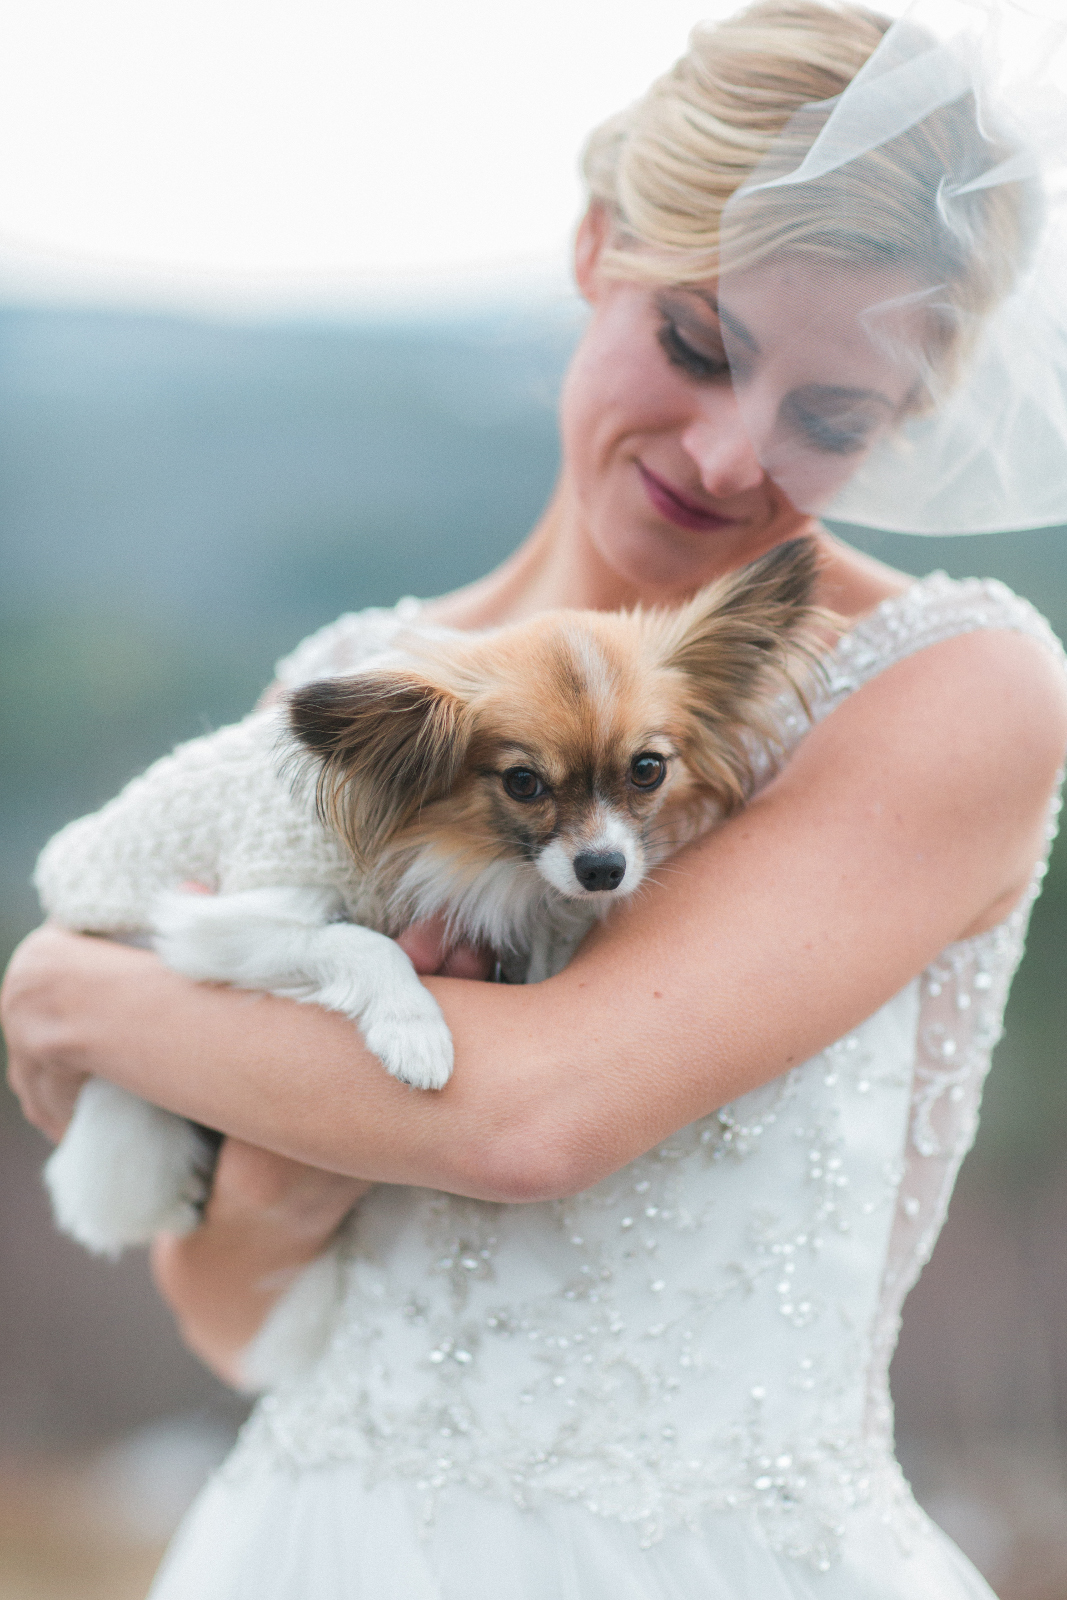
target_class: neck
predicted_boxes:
[425,480,649,629]
[421,475,905,633]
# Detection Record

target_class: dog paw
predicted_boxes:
[45,1081,212,1255]
[152,886,342,989]
[361,1002,455,1091]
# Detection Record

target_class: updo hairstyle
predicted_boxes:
[582,0,1034,390]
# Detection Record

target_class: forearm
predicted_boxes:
[4,916,700,1200]
[8,630,1063,1202]
[27,930,589,1199]
[0,812,961,1206]
[150,1141,370,1385]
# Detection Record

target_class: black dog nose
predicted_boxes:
[573,850,626,892]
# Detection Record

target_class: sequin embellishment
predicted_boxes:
[226,575,1065,1571]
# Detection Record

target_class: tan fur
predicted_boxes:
[288,537,824,938]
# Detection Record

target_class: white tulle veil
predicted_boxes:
[716,0,1067,534]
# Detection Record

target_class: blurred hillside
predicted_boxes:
[2,299,1067,1597]
[0,302,573,938]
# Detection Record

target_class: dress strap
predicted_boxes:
[814,572,1066,724]
[274,575,1065,712]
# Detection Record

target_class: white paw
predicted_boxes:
[271,921,456,1090]
[45,1080,212,1255]
[361,994,455,1090]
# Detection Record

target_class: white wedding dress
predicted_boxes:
[148,572,1063,1600]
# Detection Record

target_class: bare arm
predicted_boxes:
[5,630,1066,1205]
[148,921,488,1383]
[150,1141,370,1385]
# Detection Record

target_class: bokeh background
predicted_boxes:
[2,1,1067,1597]
[3,297,1067,1600]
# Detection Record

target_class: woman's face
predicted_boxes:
[560,220,926,597]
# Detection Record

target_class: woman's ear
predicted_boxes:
[574,203,613,303]
[287,670,473,866]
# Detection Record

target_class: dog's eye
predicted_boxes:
[502,767,546,801]
[629,752,667,791]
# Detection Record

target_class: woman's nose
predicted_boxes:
[680,390,766,498]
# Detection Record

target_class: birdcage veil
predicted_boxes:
[716,0,1067,534]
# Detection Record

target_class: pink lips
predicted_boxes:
[636,461,739,533]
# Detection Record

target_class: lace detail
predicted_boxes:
[862,835,1060,1443]
[802,575,1065,1459]
[815,571,1064,712]
[222,572,1065,1573]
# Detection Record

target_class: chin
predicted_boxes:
[589,510,757,601]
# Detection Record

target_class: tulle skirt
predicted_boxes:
[147,1462,996,1600]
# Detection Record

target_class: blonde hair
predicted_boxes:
[581,0,1032,361]
[582,1,892,285]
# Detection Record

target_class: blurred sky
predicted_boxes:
[0,0,913,318]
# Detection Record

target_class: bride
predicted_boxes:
[5,0,1067,1594]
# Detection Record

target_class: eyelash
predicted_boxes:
[787,404,873,456]
[657,312,877,456]
[656,317,731,383]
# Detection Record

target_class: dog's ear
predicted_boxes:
[656,535,822,808]
[665,536,820,687]
[287,669,473,865]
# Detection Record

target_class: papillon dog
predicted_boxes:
[39,537,819,1265]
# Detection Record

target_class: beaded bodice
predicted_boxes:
[232,574,1063,1569]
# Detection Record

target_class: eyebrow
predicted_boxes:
[676,289,899,412]
[798,383,898,413]
[692,289,760,355]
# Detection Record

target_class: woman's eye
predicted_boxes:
[657,318,732,383]
[502,767,546,801]
[780,389,880,456]
[629,752,667,791]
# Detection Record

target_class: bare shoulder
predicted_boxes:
[763,622,1067,938]
[813,531,914,618]
[817,622,1067,772]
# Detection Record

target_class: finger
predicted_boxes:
[213,1136,309,1193]
[6,1059,81,1143]
[1,928,91,1140]
[440,944,495,980]
[4,1046,83,1141]
[211,1138,370,1214]
[395,917,451,974]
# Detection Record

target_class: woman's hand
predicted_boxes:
[11,626,1064,1213]
[8,625,1060,1212]
[1,923,95,1141]
[0,909,491,1145]
[152,1138,369,1387]
[395,917,494,979]
[0,906,489,1386]
[148,910,492,1384]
